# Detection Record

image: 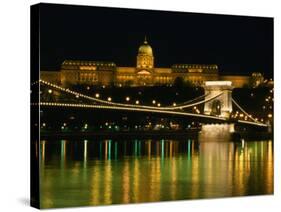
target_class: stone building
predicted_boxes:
[41,37,259,88]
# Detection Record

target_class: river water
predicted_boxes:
[39,131,273,208]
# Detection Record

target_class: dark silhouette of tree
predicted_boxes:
[173,77,185,89]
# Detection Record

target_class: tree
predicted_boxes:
[173,77,185,89]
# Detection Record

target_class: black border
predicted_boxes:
[30,3,40,209]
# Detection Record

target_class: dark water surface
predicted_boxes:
[39,134,273,208]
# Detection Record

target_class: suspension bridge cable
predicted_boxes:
[34,79,209,107]
[36,102,227,121]
[34,102,268,127]
[39,80,222,111]
[173,93,210,106]
[232,97,262,124]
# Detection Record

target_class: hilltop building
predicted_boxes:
[41,37,260,88]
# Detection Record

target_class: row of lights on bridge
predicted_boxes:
[48,86,177,108]
[40,80,215,112]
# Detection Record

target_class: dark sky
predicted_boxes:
[38,3,273,77]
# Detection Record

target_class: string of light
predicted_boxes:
[232,98,263,124]
[39,80,223,110]
[33,102,268,127]
[32,80,268,127]
[36,102,228,120]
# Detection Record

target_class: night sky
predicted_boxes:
[38,3,273,77]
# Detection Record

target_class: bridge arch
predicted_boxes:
[211,99,222,116]
[203,81,233,119]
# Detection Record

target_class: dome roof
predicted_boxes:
[138,37,153,56]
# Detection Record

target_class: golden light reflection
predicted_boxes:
[170,157,177,200]
[238,144,246,195]
[41,140,46,164]
[147,140,151,159]
[149,156,161,201]
[133,158,140,202]
[91,161,100,205]
[104,161,112,205]
[265,140,273,194]
[39,138,273,208]
[169,141,173,158]
[122,160,130,203]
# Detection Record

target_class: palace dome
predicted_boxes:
[138,37,153,56]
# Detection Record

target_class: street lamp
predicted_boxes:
[268,114,272,118]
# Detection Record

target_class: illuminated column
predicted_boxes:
[203,81,233,119]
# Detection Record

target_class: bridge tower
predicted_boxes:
[203,81,233,119]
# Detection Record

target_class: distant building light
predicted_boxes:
[48,89,52,94]
[126,97,130,101]
[205,81,232,86]
[95,93,100,98]
[157,103,161,107]
[108,97,112,101]
[152,100,156,104]
[136,100,139,104]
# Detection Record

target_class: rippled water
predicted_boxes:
[39,136,273,208]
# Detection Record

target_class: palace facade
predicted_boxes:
[41,37,261,88]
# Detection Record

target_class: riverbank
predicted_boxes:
[40,130,200,139]
[40,130,273,141]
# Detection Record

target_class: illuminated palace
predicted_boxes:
[41,37,263,88]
